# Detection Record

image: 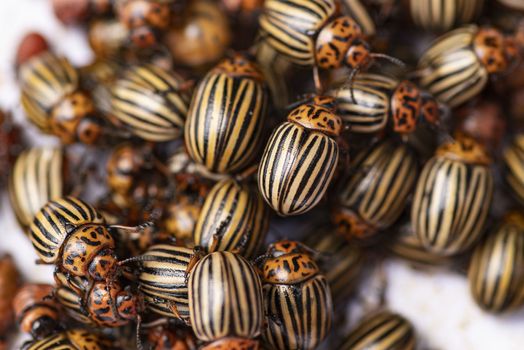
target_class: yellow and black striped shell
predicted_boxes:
[305,229,363,302]
[20,52,78,133]
[23,329,104,350]
[409,0,484,31]
[468,213,524,313]
[29,197,105,264]
[188,251,264,342]
[503,133,524,204]
[194,179,269,258]
[258,98,341,216]
[339,310,416,350]
[334,140,418,240]
[259,0,337,66]
[185,55,268,174]
[9,147,66,231]
[137,244,200,323]
[418,25,517,107]
[411,135,493,256]
[54,274,94,326]
[260,241,333,350]
[110,64,190,142]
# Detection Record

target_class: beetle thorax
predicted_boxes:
[201,337,259,350]
[212,54,265,81]
[262,253,319,284]
[473,28,519,74]
[287,98,342,136]
[435,134,491,165]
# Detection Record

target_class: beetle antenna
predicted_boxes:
[370,53,405,68]
[136,314,144,350]
[110,219,155,233]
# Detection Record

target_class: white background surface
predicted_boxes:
[0,1,523,349]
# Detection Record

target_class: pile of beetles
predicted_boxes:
[1,0,524,349]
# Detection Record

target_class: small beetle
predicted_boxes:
[121,244,202,323]
[0,255,20,347]
[194,178,269,258]
[165,0,231,69]
[259,0,400,90]
[22,329,105,350]
[258,240,333,350]
[417,25,519,107]
[331,73,441,137]
[88,19,129,60]
[258,96,342,216]
[185,54,268,175]
[146,323,197,350]
[13,284,60,339]
[503,133,524,204]
[339,310,416,350]
[9,147,67,232]
[468,212,524,313]
[188,251,264,342]
[17,36,103,144]
[110,63,190,142]
[408,0,484,32]
[411,134,493,256]
[334,139,418,240]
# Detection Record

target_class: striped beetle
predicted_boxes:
[18,49,103,144]
[258,96,342,216]
[185,54,268,175]
[9,147,66,232]
[468,212,524,313]
[29,196,146,282]
[110,63,190,142]
[330,73,441,137]
[339,310,416,350]
[13,284,60,339]
[334,139,418,240]
[22,329,105,350]
[503,133,524,204]
[411,134,493,256]
[417,25,519,107]
[120,244,202,323]
[194,178,269,258]
[408,0,484,32]
[188,251,264,344]
[259,0,400,90]
[258,240,333,350]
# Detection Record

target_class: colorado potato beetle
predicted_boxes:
[9,147,67,232]
[334,139,418,240]
[468,212,524,313]
[503,133,524,204]
[408,0,484,32]
[185,54,268,175]
[188,251,264,343]
[339,310,416,350]
[13,284,60,339]
[259,0,400,90]
[258,96,342,216]
[22,329,105,350]
[330,73,441,137]
[110,63,190,142]
[417,25,519,107]
[194,178,269,258]
[258,240,333,350]
[145,323,197,350]
[411,134,493,256]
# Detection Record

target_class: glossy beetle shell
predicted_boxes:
[339,311,416,350]
[411,136,493,256]
[468,214,524,313]
[409,0,484,31]
[110,64,189,142]
[258,98,341,216]
[29,197,105,264]
[138,244,200,322]
[189,251,264,342]
[334,140,418,240]
[9,147,66,231]
[194,179,269,258]
[185,55,268,174]
[260,241,333,350]
[503,133,524,204]
[22,329,104,350]
[259,0,337,66]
